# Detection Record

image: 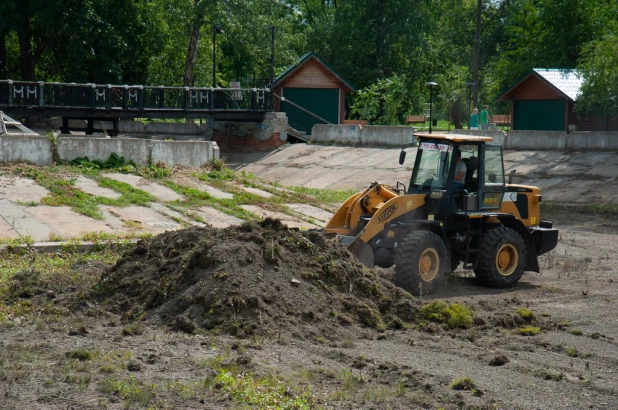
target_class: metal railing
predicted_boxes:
[0,80,273,112]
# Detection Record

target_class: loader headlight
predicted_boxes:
[430,191,444,199]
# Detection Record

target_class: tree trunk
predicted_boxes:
[184,25,201,87]
[17,11,36,81]
[0,30,6,78]
[449,101,462,129]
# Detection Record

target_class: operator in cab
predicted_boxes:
[454,151,466,190]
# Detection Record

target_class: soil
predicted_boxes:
[2,210,618,409]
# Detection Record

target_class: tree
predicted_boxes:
[576,32,618,119]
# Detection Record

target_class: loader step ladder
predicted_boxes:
[463,216,484,270]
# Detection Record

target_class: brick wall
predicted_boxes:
[212,131,285,152]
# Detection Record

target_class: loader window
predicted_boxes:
[411,142,452,191]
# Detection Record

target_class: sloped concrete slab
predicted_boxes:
[0,217,20,239]
[584,161,618,178]
[0,176,49,203]
[544,162,590,175]
[240,186,274,198]
[568,151,613,166]
[319,147,373,167]
[257,144,317,165]
[151,203,206,228]
[0,199,56,241]
[74,176,122,199]
[196,207,244,229]
[287,146,342,166]
[543,179,604,203]
[287,204,333,226]
[102,173,183,202]
[197,183,234,200]
[101,205,180,233]
[303,168,363,190]
[27,206,114,238]
[241,205,319,230]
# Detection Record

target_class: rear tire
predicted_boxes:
[474,227,527,288]
[394,231,447,296]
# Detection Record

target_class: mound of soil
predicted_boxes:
[94,219,419,339]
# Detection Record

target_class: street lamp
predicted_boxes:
[425,82,438,133]
[466,82,475,129]
[212,24,223,88]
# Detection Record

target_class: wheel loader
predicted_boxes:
[324,133,558,295]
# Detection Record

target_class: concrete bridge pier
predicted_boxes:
[205,112,288,152]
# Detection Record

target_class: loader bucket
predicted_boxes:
[349,238,374,268]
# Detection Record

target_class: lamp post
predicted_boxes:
[466,82,475,129]
[425,82,438,133]
[212,24,223,88]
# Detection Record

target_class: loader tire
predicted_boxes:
[474,227,527,288]
[394,231,447,296]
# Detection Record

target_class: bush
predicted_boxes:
[418,301,473,329]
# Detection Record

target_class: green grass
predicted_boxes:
[287,186,358,204]
[11,166,156,220]
[449,376,476,390]
[516,307,536,323]
[0,248,123,323]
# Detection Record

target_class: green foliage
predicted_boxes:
[418,301,474,329]
[449,376,476,391]
[200,159,236,181]
[350,74,423,125]
[71,153,137,173]
[211,370,313,408]
[518,326,541,336]
[516,307,536,323]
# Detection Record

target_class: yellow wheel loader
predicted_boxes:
[324,133,558,295]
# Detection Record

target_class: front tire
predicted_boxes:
[394,231,448,296]
[474,227,527,288]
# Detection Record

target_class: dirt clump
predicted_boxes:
[93,219,419,339]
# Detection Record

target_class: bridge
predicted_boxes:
[0,80,273,136]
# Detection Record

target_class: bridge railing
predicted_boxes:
[0,80,272,111]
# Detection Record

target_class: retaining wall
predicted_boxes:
[505,131,568,150]
[449,129,506,146]
[0,135,54,165]
[310,124,417,146]
[567,131,618,150]
[54,137,218,167]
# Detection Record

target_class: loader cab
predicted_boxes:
[408,134,505,217]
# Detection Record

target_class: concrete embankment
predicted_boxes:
[0,135,219,166]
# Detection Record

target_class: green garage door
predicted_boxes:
[514,99,565,131]
[282,88,339,135]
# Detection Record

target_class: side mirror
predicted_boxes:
[399,149,406,165]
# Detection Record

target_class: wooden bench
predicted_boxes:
[492,115,511,126]
[406,115,426,125]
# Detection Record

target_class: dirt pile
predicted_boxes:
[94,219,419,339]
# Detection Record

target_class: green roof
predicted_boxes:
[274,52,356,92]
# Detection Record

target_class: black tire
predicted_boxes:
[474,227,527,288]
[394,231,448,296]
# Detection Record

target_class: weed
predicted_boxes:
[99,374,156,406]
[209,370,314,408]
[66,349,93,361]
[419,301,473,329]
[570,328,583,336]
[450,376,476,390]
[518,326,541,336]
[516,307,536,323]
[566,347,579,357]
[534,369,564,381]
